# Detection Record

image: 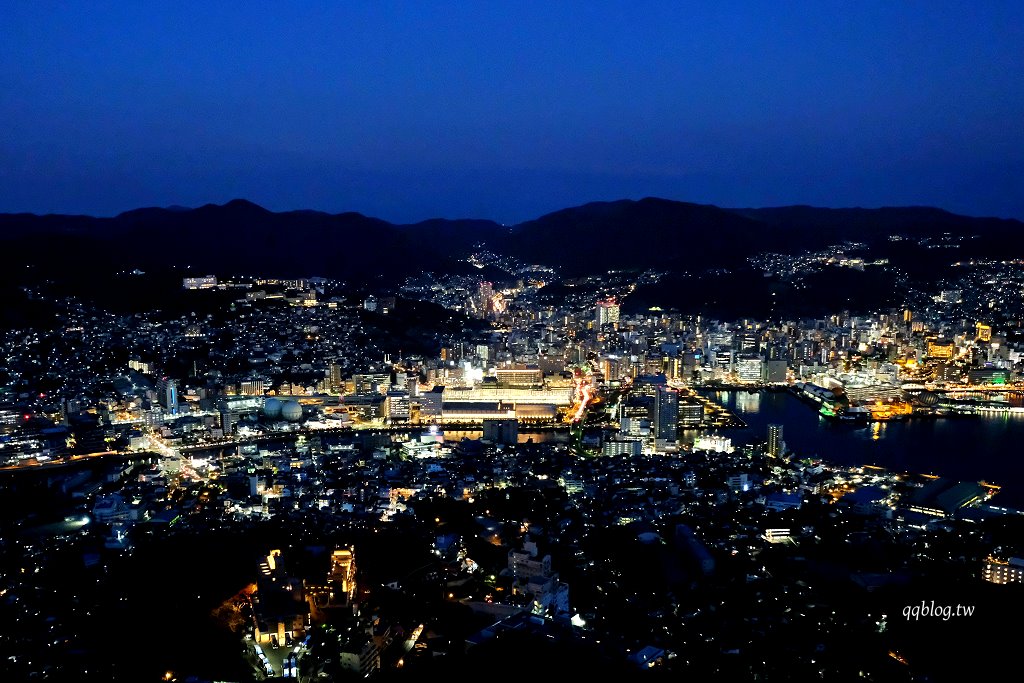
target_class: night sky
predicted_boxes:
[2,2,1022,223]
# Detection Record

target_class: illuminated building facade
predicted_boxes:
[353,373,391,394]
[736,356,763,382]
[155,378,178,415]
[693,434,735,454]
[506,543,571,617]
[595,299,620,327]
[495,365,544,388]
[239,377,265,396]
[253,549,310,649]
[476,281,495,318]
[653,385,679,443]
[599,355,625,381]
[182,275,217,289]
[767,423,784,458]
[328,547,357,606]
[679,400,703,428]
[926,341,955,359]
[384,391,410,422]
[441,386,573,405]
[983,556,1024,584]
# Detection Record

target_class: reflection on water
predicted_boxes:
[442,429,568,444]
[734,391,761,414]
[705,390,1024,507]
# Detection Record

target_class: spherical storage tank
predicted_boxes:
[263,398,283,419]
[280,400,303,422]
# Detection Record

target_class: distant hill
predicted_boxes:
[0,199,430,284]
[507,198,767,274]
[731,205,1024,245]
[1,197,1022,285]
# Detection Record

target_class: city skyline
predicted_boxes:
[5,262,1024,680]
[4,3,1024,680]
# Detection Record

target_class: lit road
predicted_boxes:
[0,450,122,473]
[573,380,594,422]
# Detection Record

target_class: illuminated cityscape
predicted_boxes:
[2,227,1024,679]
[2,4,1024,682]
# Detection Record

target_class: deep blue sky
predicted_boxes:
[2,2,1022,223]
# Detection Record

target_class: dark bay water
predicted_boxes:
[699,390,1024,508]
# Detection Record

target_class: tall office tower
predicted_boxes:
[767,424,784,458]
[156,378,178,415]
[600,355,623,381]
[653,385,679,443]
[219,407,237,435]
[595,298,620,327]
[329,362,344,392]
[477,281,494,318]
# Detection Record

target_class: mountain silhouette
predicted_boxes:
[2,198,1022,284]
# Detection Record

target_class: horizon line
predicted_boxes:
[2,196,1020,225]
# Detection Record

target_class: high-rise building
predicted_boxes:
[976,322,993,342]
[128,358,153,374]
[679,399,703,428]
[736,356,763,382]
[219,407,237,435]
[653,386,679,443]
[595,299,620,327]
[329,362,344,392]
[417,386,444,419]
[767,424,784,458]
[599,355,623,381]
[353,373,391,394]
[633,373,668,398]
[762,359,787,383]
[384,391,410,422]
[402,373,419,396]
[155,378,178,415]
[927,340,955,359]
[736,329,759,353]
[477,281,495,318]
